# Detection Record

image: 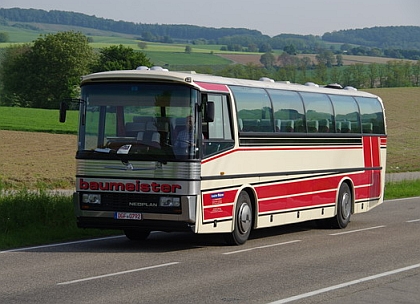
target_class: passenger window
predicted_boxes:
[355,97,385,134]
[269,89,305,132]
[300,92,334,133]
[329,95,361,133]
[203,94,234,157]
[231,86,273,132]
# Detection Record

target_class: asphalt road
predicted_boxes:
[1,197,419,304]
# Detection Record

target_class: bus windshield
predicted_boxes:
[79,82,200,160]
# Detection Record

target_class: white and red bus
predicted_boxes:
[60,67,386,245]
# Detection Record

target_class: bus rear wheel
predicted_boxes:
[331,183,352,229]
[225,191,253,245]
[124,229,151,241]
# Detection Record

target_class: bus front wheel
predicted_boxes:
[225,191,253,245]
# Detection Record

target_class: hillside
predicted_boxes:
[1,7,420,54]
[323,26,420,50]
[0,8,263,41]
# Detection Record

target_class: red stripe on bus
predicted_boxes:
[371,137,380,167]
[258,191,337,212]
[194,82,230,92]
[363,137,373,168]
[256,176,340,200]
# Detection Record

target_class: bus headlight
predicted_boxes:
[82,193,101,204]
[159,197,180,207]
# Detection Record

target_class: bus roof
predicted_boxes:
[80,69,378,98]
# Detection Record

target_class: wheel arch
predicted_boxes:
[337,177,355,215]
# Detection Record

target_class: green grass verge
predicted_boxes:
[0,190,119,250]
[0,180,418,250]
[384,179,420,200]
[0,106,78,134]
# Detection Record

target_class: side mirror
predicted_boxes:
[204,101,214,122]
[59,101,68,123]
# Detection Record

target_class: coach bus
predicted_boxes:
[60,67,386,245]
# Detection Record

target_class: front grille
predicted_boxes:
[80,192,182,214]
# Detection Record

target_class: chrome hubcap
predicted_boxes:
[238,203,252,234]
[341,192,351,219]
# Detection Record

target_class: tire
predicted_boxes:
[225,191,253,245]
[330,183,352,229]
[124,229,151,241]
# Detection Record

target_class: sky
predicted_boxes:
[1,0,420,37]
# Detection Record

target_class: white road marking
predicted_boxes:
[385,196,420,203]
[223,240,301,255]
[268,263,420,304]
[329,225,385,236]
[0,235,126,253]
[57,262,180,285]
[406,219,420,223]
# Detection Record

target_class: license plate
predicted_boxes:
[114,212,142,220]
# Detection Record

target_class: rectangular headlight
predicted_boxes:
[159,197,180,207]
[82,193,101,204]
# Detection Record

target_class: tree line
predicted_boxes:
[323,26,420,50]
[254,52,420,88]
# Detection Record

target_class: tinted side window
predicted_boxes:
[355,97,385,134]
[269,89,305,132]
[231,86,273,132]
[329,95,361,133]
[300,92,334,133]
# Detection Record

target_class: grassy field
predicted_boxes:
[365,87,420,172]
[0,106,78,134]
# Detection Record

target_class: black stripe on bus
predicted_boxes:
[239,136,362,146]
[201,166,382,182]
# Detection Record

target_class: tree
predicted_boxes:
[336,54,343,66]
[260,52,276,69]
[185,45,192,54]
[314,63,328,84]
[0,32,9,42]
[412,60,420,86]
[367,63,379,88]
[0,31,95,108]
[316,50,336,68]
[137,42,147,49]
[0,44,31,106]
[92,44,152,72]
[343,64,368,88]
[283,44,297,55]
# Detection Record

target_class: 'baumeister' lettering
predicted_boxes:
[79,179,182,193]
